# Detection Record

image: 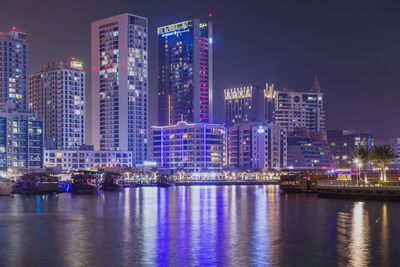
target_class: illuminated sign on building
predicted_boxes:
[161,28,190,38]
[224,87,252,100]
[70,61,84,70]
[157,20,192,35]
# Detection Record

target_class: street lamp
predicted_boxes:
[353,158,361,183]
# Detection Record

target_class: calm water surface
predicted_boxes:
[0,185,399,266]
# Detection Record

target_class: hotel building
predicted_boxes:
[150,121,225,173]
[227,122,287,170]
[0,27,28,111]
[91,13,148,165]
[44,147,133,172]
[327,130,373,168]
[224,83,274,126]
[158,19,213,125]
[274,76,325,132]
[29,59,85,150]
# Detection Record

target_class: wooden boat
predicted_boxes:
[13,173,59,194]
[156,175,175,187]
[70,170,99,194]
[0,177,15,195]
[101,172,122,191]
[280,169,337,193]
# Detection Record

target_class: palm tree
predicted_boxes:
[353,146,371,182]
[371,145,398,181]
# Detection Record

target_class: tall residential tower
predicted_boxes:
[158,19,213,126]
[0,27,28,111]
[29,59,85,149]
[91,13,148,165]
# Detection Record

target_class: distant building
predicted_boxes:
[0,102,43,172]
[227,122,287,170]
[274,75,325,132]
[327,130,373,168]
[0,27,28,111]
[374,138,400,167]
[91,13,148,165]
[44,148,133,172]
[150,121,225,173]
[29,59,85,150]
[224,83,274,126]
[287,127,335,169]
[158,19,213,125]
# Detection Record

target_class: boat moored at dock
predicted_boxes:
[280,169,337,193]
[70,170,99,194]
[0,177,15,195]
[13,173,59,195]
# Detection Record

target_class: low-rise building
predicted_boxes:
[44,147,133,172]
[227,122,287,170]
[150,121,226,173]
[327,130,373,168]
[287,127,335,169]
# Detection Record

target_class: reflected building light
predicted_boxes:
[349,202,370,267]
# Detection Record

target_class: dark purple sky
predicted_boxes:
[1,0,399,139]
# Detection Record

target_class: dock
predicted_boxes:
[317,180,400,200]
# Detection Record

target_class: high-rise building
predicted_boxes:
[91,13,148,165]
[287,127,335,169]
[150,121,225,173]
[158,19,213,126]
[227,122,287,170]
[274,76,325,132]
[0,101,43,172]
[224,83,274,126]
[327,130,373,168]
[0,27,28,111]
[29,59,85,150]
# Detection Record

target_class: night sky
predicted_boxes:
[1,0,399,139]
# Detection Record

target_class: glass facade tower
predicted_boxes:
[158,19,213,126]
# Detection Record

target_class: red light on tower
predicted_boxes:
[11,26,16,30]
[208,13,212,18]
[72,57,75,61]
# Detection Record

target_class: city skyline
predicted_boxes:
[1,0,399,139]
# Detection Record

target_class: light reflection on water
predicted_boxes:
[0,185,399,266]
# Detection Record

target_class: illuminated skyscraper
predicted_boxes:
[29,59,85,149]
[224,83,274,126]
[158,19,213,126]
[91,13,148,165]
[0,27,28,111]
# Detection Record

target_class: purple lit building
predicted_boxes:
[150,121,225,173]
[157,19,213,126]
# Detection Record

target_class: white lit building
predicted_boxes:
[274,76,325,132]
[150,121,226,173]
[29,59,85,149]
[0,27,28,111]
[91,13,148,165]
[44,149,133,172]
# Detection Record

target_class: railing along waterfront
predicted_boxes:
[318,180,400,190]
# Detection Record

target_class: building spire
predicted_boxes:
[311,74,321,93]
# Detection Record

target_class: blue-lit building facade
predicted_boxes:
[0,27,28,111]
[158,19,213,126]
[150,122,225,173]
[0,103,43,171]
